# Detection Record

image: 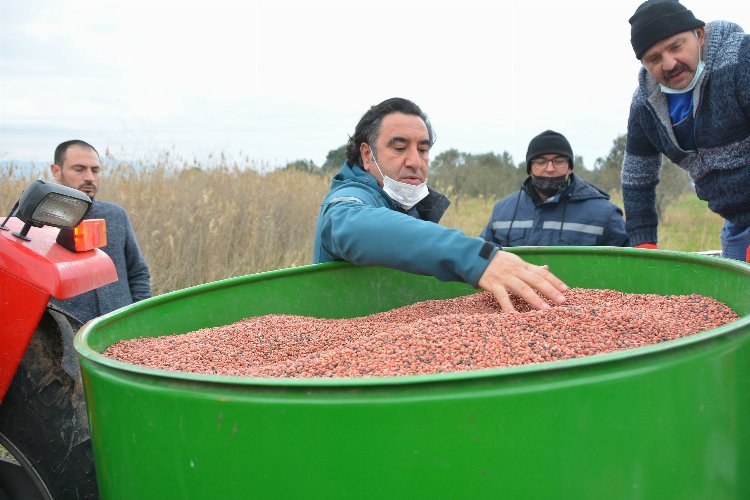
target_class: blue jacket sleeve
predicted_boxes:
[318,200,497,287]
[601,206,630,247]
[480,212,495,243]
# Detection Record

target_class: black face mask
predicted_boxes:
[531,174,568,197]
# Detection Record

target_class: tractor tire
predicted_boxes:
[0,307,98,500]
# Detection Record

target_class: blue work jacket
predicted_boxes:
[481,174,629,247]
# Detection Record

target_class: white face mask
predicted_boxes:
[370,146,429,210]
[659,36,705,94]
[660,59,705,94]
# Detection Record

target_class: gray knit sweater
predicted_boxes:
[51,199,152,323]
[621,21,750,246]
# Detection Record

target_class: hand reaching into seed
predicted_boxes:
[477,251,568,312]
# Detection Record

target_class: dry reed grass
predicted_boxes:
[1,161,331,295]
[102,163,331,294]
[0,162,725,296]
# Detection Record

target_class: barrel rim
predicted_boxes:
[75,247,750,388]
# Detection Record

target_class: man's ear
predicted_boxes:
[696,27,706,46]
[360,143,373,172]
[50,163,62,182]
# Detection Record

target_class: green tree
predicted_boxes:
[463,151,524,199]
[320,145,347,174]
[319,133,691,219]
[590,134,691,218]
[431,149,526,208]
[430,148,465,200]
[283,159,318,173]
[589,135,626,194]
[656,160,692,218]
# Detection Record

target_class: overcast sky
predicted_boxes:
[1,0,748,170]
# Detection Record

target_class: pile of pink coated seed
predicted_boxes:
[103,288,739,378]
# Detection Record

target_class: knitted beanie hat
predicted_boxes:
[525,130,574,174]
[629,0,704,60]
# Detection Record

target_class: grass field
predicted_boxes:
[1,163,725,295]
[657,193,723,251]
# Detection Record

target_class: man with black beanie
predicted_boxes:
[622,0,750,261]
[481,130,628,248]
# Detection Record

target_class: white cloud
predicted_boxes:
[1,0,749,167]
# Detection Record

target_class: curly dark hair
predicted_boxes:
[345,97,435,166]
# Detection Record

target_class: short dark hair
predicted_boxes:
[345,97,435,166]
[54,140,100,166]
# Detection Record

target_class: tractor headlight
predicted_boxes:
[15,180,92,229]
[1,180,93,242]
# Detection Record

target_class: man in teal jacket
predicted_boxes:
[313,97,568,312]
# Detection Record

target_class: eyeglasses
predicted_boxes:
[531,157,569,168]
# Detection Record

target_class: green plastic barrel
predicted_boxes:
[76,248,750,500]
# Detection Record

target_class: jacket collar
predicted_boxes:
[522,173,610,203]
[338,161,451,223]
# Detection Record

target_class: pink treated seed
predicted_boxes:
[103,289,739,378]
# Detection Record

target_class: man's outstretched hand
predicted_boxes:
[477,251,569,313]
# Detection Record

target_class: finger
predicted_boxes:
[537,264,569,292]
[521,265,567,305]
[506,278,552,311]
[489,285,517,313]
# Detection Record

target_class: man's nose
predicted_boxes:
[404,147,423,169]
[82,169,96,181]
[662,52,679,71]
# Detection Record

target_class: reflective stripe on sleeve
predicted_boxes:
[329,196,364,204]
[492,220,533,229]
[543,221,604,235]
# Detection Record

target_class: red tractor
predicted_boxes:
[0,180,116,499]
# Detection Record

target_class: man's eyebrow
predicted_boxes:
[386,137,431,147]
[669,39,684,49]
